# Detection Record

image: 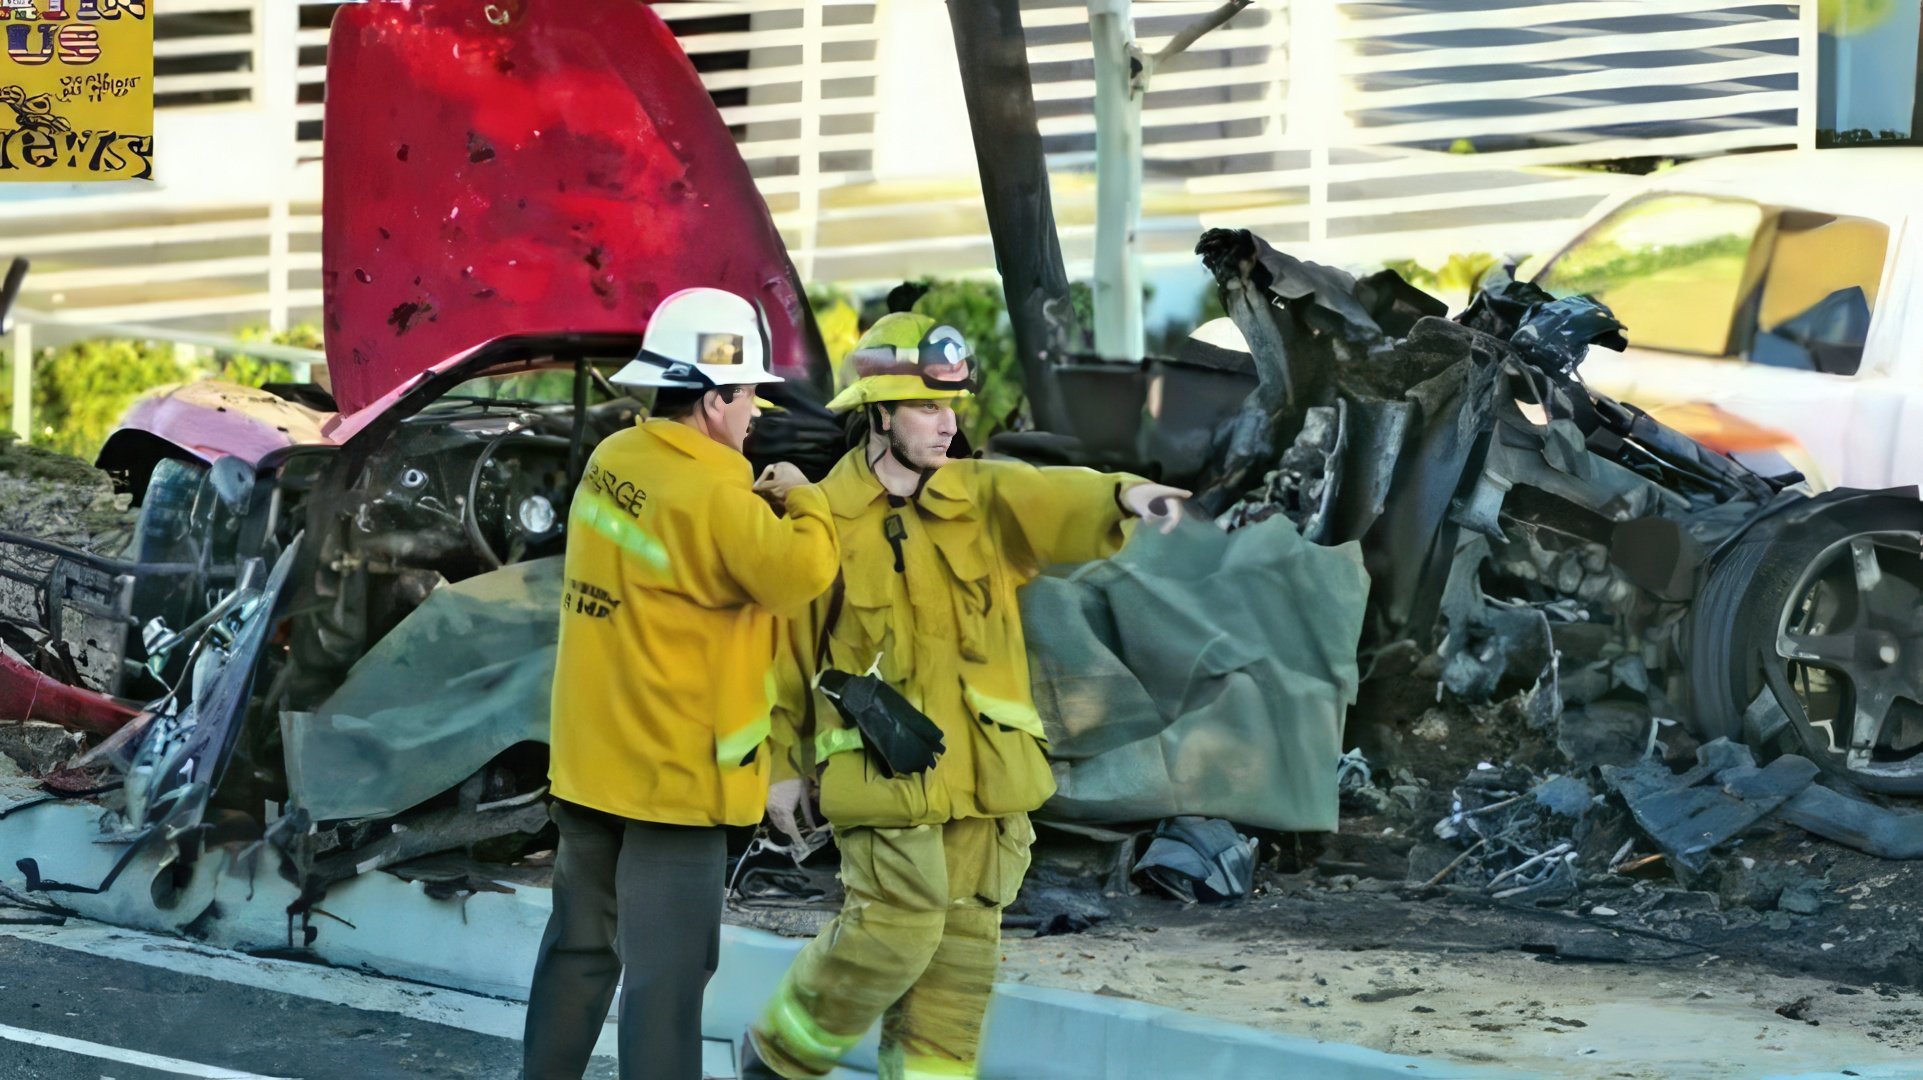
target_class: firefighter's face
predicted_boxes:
[882,400,957,469]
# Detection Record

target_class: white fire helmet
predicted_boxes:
[611,287,784,391]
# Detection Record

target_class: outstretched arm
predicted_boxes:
[982,462,1157,573]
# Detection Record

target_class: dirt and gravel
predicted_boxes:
[729,813,1923,1077]
[0,436,134,555]
[727,691,1923,1076]
[998,882,1923,1079]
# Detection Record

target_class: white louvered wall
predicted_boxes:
[0,0,1818,332]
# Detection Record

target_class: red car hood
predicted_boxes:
[323,0,821,415]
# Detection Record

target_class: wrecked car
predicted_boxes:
[1171,228,1923,802]
[0,0,840,914]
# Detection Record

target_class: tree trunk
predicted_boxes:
[946,0,1073,433]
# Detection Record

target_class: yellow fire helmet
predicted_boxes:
[825,312,979,413]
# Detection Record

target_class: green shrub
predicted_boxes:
[1818,128,1910,147]
[3,323,324,460]
[806,278,1191,446]
[807,278,1028,448]
[807,284,862,391]
[31,338,188,458]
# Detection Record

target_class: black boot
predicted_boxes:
[737,1030,782,1079]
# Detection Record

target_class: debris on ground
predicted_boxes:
[0,435,135,555]
[1131,817,1260,905]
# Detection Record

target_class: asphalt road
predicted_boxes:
[0,931,628,1080]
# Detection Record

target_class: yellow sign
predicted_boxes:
[0,0,152,181]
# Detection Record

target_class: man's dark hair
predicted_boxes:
[885,281,930,314]
[652,384,737,419]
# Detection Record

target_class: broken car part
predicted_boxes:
[1188,226,1923,801]
[1131,817,1259,905]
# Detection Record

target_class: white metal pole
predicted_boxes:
[260,0,300,338]
[10,320,32,443]
[1798,0,1820,150]
[795,0,824,286]
[1289,0,1339,253]
[1089,0,1145,362]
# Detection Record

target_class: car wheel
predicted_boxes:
[1690,495,1923,794]
[130,457,211,659]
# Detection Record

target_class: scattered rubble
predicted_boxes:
[1130,817,1260,905]
[0,434,135,555]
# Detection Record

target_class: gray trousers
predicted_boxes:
[523,799,727,1080]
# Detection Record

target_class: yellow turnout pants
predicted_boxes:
[750,814,1035,1079]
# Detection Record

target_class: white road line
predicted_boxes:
[0,1020,298,1079]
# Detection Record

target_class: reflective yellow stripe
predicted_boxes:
[716,716,769,767]
[717,671,779,767]
[961,685,1046,740]
[571,492,670,572]
[815,724,863,761]
[901,1056,978,1080]
[766,987,861,1068]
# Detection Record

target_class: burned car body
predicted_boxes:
[0,0,836,919]
[1178,228,1923,797]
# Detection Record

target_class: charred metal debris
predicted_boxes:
[1186,226,1923,919]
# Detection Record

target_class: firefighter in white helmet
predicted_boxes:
[525,287,841,1080]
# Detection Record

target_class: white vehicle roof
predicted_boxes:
[1611,148,1923,226]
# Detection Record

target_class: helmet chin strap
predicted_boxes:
[691,392,720,441]
[870,408,935,500]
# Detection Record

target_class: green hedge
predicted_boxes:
[6,277,1219,464]
[0,324,320,460]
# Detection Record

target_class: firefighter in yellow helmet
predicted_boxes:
[740,313,1188,1080]
[527,287,840,1080]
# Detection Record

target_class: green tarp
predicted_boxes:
[281,557,561,822]
[1023,517,1368,832]
[281,515,1368,832]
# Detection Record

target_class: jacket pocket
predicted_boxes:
[930,531,995,664]
[835,572,894,672]
[970,720,1056,816]
[819,746,929,827]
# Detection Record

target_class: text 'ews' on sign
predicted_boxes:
[0,0,152,181]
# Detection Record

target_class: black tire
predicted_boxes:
[129,458,210,666]
[1688,495,1923,794]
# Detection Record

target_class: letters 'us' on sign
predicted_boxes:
[0,0,152,181]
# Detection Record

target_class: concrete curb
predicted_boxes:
[1,801,1488,1077]
[706,927,1494,1079]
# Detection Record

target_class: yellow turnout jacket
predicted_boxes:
[770,449,1141,826]
[550,419,839,826]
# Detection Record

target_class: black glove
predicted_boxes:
[816,670,945,779]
